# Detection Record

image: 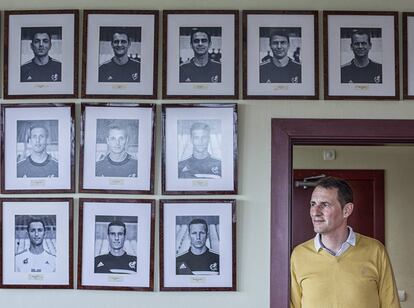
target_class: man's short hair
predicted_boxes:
[112,30,131,42]
[315,176,354,207]
[190,28,212,43]
[27,217,46,232]
[28,124,49,141]
[269,28,290,43]
[351,29,372,45]
[31,31,52,42]
[107,220,126,235]
[107,125,128,136]
[188,218,208,233]
[190,122,210,135]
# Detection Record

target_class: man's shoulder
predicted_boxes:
[44,249,56,258]
[15,249,29,257]
[209,59,221,66]
[288,58,301,67]
[128,58,141,64]
[355,233,385,250]
[341,60,354,69]
[260,59,272,67]
[21,59,35,69]
[291,238,315,256]
[49,58,62,66]
[176,250,190,259]
[368,59,382,68]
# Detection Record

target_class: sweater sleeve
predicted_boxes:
[378,245,400,308]
[290,250,302,308]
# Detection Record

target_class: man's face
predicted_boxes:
[351,34,371,58]
[189,223,208,249]
[31,33,51,57]
[191,32,211,57]
[28,222,45,247]
[111,33,131,58]
[108,225,126,251]
[29,127,48,154]
[191,128,210,155]
[107,128,128,155]
[270,35,289,60]
[309,187,349,236]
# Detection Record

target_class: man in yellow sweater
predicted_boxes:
[290,177,400,308]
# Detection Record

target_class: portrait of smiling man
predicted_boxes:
[259,28,301,84]
[20,27,62,82]
[341,28,383,84]
[179,27,221,83]
[98,27,141,83]
[290,176,400,308]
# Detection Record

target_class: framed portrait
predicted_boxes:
[82,10,159,98]
[79,103,155,194]
[0,198,73,288]
[243,10,319,99]
[162,104,237,195]
[4,10,79,99]
[160,199,236,291]
[163,10,239,99]
[78,198,155,291]
[403,13,414,99]
[1,104,75,194]
[324,11,399,100]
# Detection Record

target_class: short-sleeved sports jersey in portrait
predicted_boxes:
[98,58,141,82]
[176,249,219,275]
[178,155,221,179]
[15,249,56,273]
[20,58,62,82]
[95,154,138,177]
[17,155,59,178]
[95,252,137,274]
[179,58,221,83]
[259,58,301,83]
[341,59,382,84]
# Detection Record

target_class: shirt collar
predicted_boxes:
[314,226,356,252]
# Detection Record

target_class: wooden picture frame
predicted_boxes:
[78,198,155,291]
[243,10,319,99]
[324,11,399,100]
[0,198,73,289]
[82,10,159,98]
[160,199,236,291]
[162,104,238,195]
[403,12,414,99]
[79,103,155,194]
[4,10,79,99]
[163,10,239,99]
[1,103,76,194]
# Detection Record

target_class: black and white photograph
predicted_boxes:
[243,11,318,99]
[1,198,73,288]
[163,11,238,99]
[80,103,155,194]
[179,27,222,83]
[162,104,237,194]
[160,199,236,291]
[176,215,220,275]
[82,10,158,98]
[403,13,414,99]
[16,120,59,178]
[1,104,75,194]
[79,199,154,291]
[324,11,399,99]
[4,10,78,98]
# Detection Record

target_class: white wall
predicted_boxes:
[0,0,413,307]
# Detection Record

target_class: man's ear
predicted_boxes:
[343,202,354,218]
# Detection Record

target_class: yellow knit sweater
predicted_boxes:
[290,233,400,308]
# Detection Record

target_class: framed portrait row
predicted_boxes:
[0,103,238,195]
[3,9,414,100]
[0,198,236,291]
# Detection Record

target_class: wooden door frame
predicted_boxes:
[270,119,414,308]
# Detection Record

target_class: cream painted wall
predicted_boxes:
[294,145,414,307]
[0,0,413,307]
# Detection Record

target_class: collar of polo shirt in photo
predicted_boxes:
[314,226,356,256]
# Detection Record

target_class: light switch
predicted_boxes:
[398,290,406,302]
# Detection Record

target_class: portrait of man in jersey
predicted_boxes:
[95,119,139,178]
[16,120,59,178]
[179,26,222,83]
[177,119,222,179]
[176,215,220,275]
[98,26,141,83]
[94,215,138,274]
[259,27,302,84]
[14,215,56,273]
[20,27,62,83]
[340,27,383,84]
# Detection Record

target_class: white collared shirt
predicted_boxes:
[314,226,356,256]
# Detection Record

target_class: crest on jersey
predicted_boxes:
[210,262,218,271]
[211,75,219,83]
[51,74,59,82]
[374,75,381,84]
[132,73,139,81]
[129,260,137,270]
[291,76,299,83]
